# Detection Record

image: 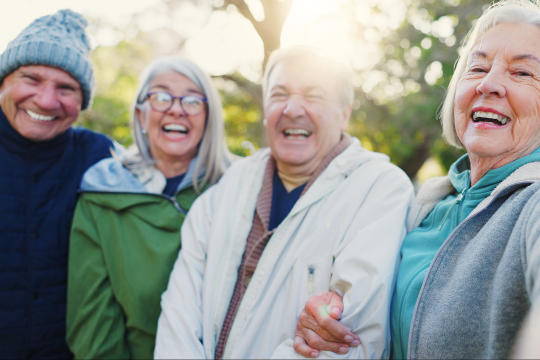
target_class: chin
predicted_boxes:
[464,140,506,158]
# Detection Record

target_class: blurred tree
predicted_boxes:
[78,0,498,178]
[342,0,493,177]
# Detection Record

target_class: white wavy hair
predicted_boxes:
[441,0,540,147]
[131,56,232,192]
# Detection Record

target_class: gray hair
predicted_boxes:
[262,45,354,107]
[131,56,232,192]
[441,0,540,147]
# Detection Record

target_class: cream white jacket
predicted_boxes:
[154,138,414,359]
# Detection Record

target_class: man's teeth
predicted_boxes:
[163,124,188,132]
[284,128,312,136]
[26,110,56,121]
[472,111,510,125]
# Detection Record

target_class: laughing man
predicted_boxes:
[0,10,118,359]
[154,46,414,359]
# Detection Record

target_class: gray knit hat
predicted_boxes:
[0,9,94,110]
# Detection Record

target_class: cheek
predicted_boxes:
[191,114,207,138]
[264,103,284,127]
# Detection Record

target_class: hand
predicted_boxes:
[293,291,360,358]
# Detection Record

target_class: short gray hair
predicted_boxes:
[441,0,540,148]
[132,56,232,192]
[263,45,354,107]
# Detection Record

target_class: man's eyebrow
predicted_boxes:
[470,50,487,59]
[304,85,325,93]
[512,54,540,64]
[270,85,288,91]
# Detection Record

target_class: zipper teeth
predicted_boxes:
[78,190,187,213]
[408,180,533,358]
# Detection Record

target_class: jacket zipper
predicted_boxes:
[408,180,534,359]
[78,190,188,214]
[438,174,470,231]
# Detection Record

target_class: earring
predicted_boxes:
[142,128,147,135]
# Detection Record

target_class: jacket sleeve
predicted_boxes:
[154,187,215,359]
[524,188,540,311]
[66,196,130,359]
[272,165,414,359]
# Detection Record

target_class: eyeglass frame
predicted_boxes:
[145,91,208,115]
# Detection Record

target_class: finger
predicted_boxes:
[304,329,351,354]
[325,292,345,320]
[294,336,320,358]
[298,310,345,343]
[306,300,357,344]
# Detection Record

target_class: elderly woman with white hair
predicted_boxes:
[291,1,540,359]
[65,56,233,359]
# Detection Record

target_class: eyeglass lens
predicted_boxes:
[148,92,205,115]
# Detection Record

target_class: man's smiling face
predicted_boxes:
[264,58,351,176]
[0,65,83,142]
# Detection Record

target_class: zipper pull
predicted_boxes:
[438,189,465,231]
[307,265,315,295]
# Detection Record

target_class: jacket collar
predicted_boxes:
[0,106,72,159]
[409,152,540,231]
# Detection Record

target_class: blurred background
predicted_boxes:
[0,0,495,184]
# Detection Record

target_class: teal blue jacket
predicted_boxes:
[391,147,540,359]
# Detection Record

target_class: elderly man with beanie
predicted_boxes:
[0,9,118,359]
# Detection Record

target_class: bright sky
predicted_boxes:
[0,0,429,93]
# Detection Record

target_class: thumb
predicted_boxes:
[327,292,344,320]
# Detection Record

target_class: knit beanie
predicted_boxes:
[0,9,95,110]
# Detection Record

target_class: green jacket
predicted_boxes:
[66,157,207,359]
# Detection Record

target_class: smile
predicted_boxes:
[472,111,510,126]
[25,110,57,121]
[163,123,188,136]
[282,128,312,139]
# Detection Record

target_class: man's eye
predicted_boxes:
[516,71,532,76]
[59,85,75,91]
[23,75,39,82]
[271,92,287,98]
[471,67,487,73]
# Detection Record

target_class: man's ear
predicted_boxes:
[340,105,352,131]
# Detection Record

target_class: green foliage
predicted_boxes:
[218,79,262,157]
[78,37,153,147]
[344,0,492,177]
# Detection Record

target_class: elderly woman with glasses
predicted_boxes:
[65,56,233,359]
[287,1,540,359]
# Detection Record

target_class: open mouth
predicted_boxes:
[25,110,57,122]
[163,123,189,136]
[282,128,312,139]
[472,111,510,126]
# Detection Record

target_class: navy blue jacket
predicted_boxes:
[0,107,114,359]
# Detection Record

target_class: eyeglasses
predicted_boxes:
[146,91,207,115]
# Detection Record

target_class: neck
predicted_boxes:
[277,170,311,192]
[275,161,318,180]
[154,156,192,178]
[468,147,536,186]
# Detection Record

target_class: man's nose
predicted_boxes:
[33,85,61,110]
[283,94,307,118]
[476,67,507,98]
